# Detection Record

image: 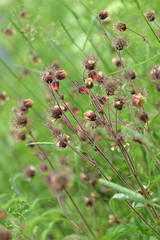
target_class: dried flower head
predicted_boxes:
[85,78,94,89]
[47,105,63,122]
[84,110,97,121]
[144,10,155,22]
[102,78,118,96]
[55,70,67,80]
[113,21,127,32]
[139,111,149,123]
[114,36,128,51]
[132,94,145,108]
[83,56,98,70]
[99,10,109,20]
[24,165,35,181]
[12,114,28,129]
[47,168,73,194]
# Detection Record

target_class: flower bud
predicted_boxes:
[139,112,149,123]
[85,78,94,89]
[24,165,35,180]
[114,22,127,32]
[17,133,26,142]
[88,70,98,81]
[97,94,108,105]
[84,110,96,121]
[16,115,28,127]
[78,86,88,94]
[128,70,136,80]
[99,10,109,20]
[132,94,145,108]
[23,98,33,108]
[43,75,54,84]
[52,80,60,91]
[72,107,79,115]
[55,70,67,80]
[113,100,123,110]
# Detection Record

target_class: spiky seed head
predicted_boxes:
[99,10,109,20]
[83,56,98,70]
[113,21,127,32]
[144,10,155,22]
[114,36,128,51]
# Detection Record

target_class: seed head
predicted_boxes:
[99,10,109,20]
[112,57,124,68]
[51,80,60,91]
[85,197,93,207]
[137,185,153,196]
[47,168,73,194]
[39,163,48,173]
[114,36,128,51]
[17,133,26,142]
[113,95,126,110]
[55,70,67,80]
[85,78,94,89]
[127,70,136,80]
[84,110,97,121]
[43,74,54,84]
[113,21,127,32]
[150,66,160,80]
[48,105,63,121]
[144,10,155,22]
[12,114,28,129]
[139,111,149,123]
[102,78,118,96]
[83,56,98,70]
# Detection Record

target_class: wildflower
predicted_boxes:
[23,98,33,108]
[112,57,124,68]
[51,80,60,91]
[108,214,119,224]
[88,70,98,81]
[137,185,153,196]
[5,29,14,36]
[132,94,145,108]
[56,135,69,149]
[127,70,136,80]
[17,133,26,142]
[144,10,155,22]
[139,112,149,123]
[78,86,88,94]
[114,36,128,51]
[12,114,28,129]
[0,229,11,240]
[84,110,97,121]
[113,95,126,110]
[39,163,48,173]
[55,70,67,80]
[113,21,127,32]
[83,56,98,70]
[46,168,73,194]
[111,132,129,152]
[97,94,108,105]
[24,165,35,181]
[43,74,54,84]
[47,105,63,121]
[32,56,40,63]
[85,78,94,89]
[99,10,109,20]
[21,12,28,18]
[19,104,29,114]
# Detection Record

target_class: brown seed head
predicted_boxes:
[43,74,54,84]
[144,10,155,22]
[83,56,98,70]
[78,86,88,94]
[57,135,69,149]
[17,133,26,142]
[112,57,124,68]
[99,10,109,20]
[114,36,128,51]
[55,70,67,80]
[128,70,136,80]
[97,94,108,105]
[16,115,28,127]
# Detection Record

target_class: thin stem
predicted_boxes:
[153,20,160,30]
